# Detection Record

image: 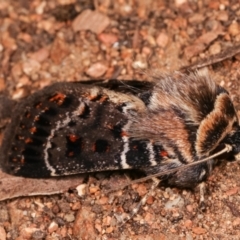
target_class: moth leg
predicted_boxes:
[118,177,160,226]
[198,182,206,211]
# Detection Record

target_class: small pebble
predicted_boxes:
[22,59,41,76]
[48,221,58,233]
[98,33,118,46]
[85,62,108,78]
[186,204,194,212]
[156,32,169,48]
[184,220,193,229]
[71,202,81,211]
[192,227,207,235]
[228,21,239,36]
[98,196,108,205]
[225,187,239,196]
[76,184,87,197]
[209,42,221,55]
[64,213,75,222]
[28,48,50,63]
[72,9,110,34]
[135,183,148,196]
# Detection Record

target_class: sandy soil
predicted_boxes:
[0,0,240,239]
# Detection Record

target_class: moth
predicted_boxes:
[0,71,240,191]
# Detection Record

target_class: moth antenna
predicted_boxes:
[130,144,233,185]
[118,79,150,93]
[108,144,233,192]
[119,80,138,93]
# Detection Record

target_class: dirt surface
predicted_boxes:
[0,0,240,239]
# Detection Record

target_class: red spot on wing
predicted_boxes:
[160,151,168,157]
[30,127,37,134]
[99,95,108,103]
[49,92,66,105]
[25,138,33,143]
[25,111,31,118]
[121,131,128,137]
[68,134,79,142]
[68,151,74,157]
[35,102,42,109]
[34,116,39,122]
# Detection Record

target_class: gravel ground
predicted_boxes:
[0,0,240,239]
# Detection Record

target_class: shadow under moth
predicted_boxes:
[0,71,240,220]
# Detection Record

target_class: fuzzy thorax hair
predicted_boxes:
[128,71,239,162]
